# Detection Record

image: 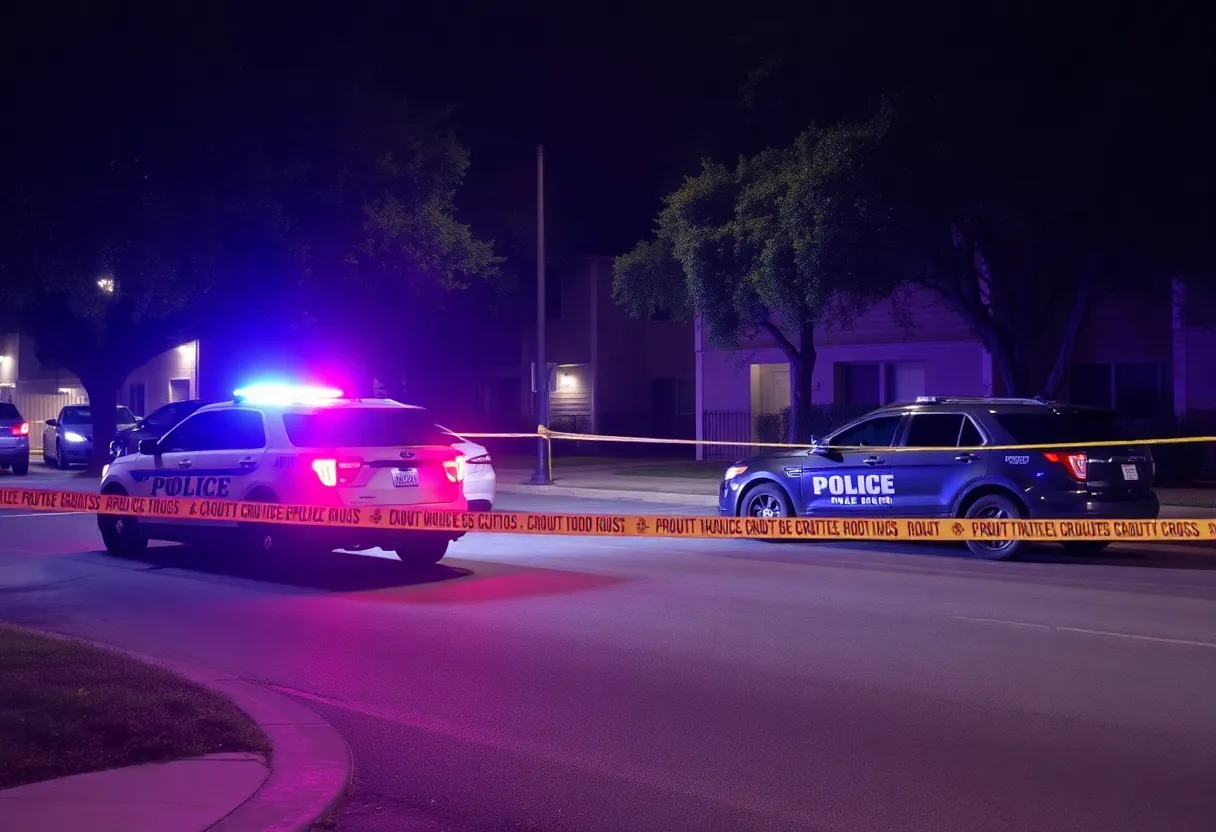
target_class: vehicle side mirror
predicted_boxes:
[809,439,830,455]
[138,438,161,456]
[46,418,58,427]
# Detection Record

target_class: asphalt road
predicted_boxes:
[3,469,1216,832]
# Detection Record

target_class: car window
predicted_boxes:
[906,414,966,448]
[144,402,189,430]
[116,406,137,426]
[993,410,1132,445]
[0,403,19,420]
[960,417,984,448]
[830,416,903,448]
[61,406,91,425]
[282,408,449,447]
[160,410,266,452]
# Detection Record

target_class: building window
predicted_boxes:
[650,377,696,415]
[676,378,695,415]
[1068,362,1172,420]
[128,383,146,417]
[836,361,926,407]
[169,378,191,403]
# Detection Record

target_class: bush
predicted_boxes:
[754,412,782,443]
[779,404,874,443]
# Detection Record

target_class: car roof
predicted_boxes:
[195,397,425,415]
[868,398,1114,416]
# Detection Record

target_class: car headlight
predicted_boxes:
[64,431,86,443]
[724,464,748,480]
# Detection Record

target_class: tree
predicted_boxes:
[710,3,1216,399]
[614,106,898,440]
[0,5,501,470]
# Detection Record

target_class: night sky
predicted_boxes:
[3,1,1210,271]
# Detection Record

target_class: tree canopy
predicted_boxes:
[0,4,500,470]
[614,106,897,439]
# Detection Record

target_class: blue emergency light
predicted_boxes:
[232,382,344,405]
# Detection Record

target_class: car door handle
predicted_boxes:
[863,456,885,466]
[955,453,979,463]
[177,459,192,469]
[238,457,257,468]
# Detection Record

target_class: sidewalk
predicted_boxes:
[0,631,350,832]
[497,465,1216,511]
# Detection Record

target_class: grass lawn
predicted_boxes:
[623,461,729,479]
[0,627,269,790]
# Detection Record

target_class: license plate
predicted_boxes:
[391,468,419,488]
[1121,464,1139,481]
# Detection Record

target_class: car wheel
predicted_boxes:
[56,441,70,470]
[12,459,28,476]
[99,512,149,558]
[739,483,792,519]
[963,494,1026,560]
[395,535,449,567]
[1062,541,1111,554]
[238,490,283,557]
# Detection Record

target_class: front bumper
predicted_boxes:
[1027,490,1161,520]
[59,442,93,462]
[718,479,740,515]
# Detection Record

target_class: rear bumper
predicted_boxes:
[1027,491,1160,520]
[0,445,29,464]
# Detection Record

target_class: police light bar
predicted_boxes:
[233,383,344,405]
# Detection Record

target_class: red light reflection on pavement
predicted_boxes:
[356,568,628,604]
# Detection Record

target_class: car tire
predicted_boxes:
[1062,541,1111,554]
[12,459,28,476]
[962,493,1026,561]
[395,535,449,567]
[99,511,149,559]
[238,491,281,558]
[56,441,70,470]
[739,482,793,519]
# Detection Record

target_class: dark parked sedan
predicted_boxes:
[109,399,210,460]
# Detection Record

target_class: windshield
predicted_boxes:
[61,406,137,426]
[993,409,1134,445]
[0,403,19,420]
[282,408,451,448]
[144,402,201,430]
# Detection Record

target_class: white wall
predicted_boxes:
[120,341,200,416]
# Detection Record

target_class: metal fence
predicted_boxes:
[8,391,88,453]
[700,410,754,460]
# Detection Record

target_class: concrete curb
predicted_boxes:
[0,624,351,832]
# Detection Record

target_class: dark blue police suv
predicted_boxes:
[719,397,1159,560]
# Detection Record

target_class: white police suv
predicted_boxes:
[97,384,469,566]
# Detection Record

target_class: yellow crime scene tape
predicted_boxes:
[3,487,1215,543]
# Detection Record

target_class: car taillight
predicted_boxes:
[1044,451,1087,481]
[311,458,363,487]
[9,422,29,436]
[444,455,467,483]
[467,454,491,465]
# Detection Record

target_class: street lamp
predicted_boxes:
[97,276,115,294]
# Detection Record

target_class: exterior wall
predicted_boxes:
[550,363,593,424]
[514,256,696,440]
[0,332,17,388]
[699,340,989,413]
[119,340,200,416]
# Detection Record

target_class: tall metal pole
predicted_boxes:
[531,144,552,484]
